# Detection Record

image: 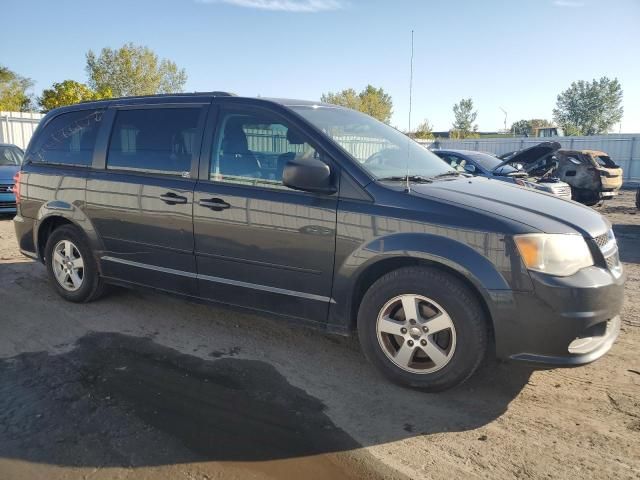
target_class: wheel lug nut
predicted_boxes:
[400,328,407,334]
[407,340,414,347]
[409,319,416,325]
[421,339,427,346]
[422,326,429,333]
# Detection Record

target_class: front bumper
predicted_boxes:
[490,264,625,367]
[601,191,619,198]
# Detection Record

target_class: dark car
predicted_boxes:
[13,93,625,391]
[434,144,572,200]
[0,143,24,214]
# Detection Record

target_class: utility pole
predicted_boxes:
[499,107,507,134]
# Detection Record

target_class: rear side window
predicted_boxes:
[30,110,102,166]
[107,108,201,176]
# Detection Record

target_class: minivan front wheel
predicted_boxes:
[358,267,488,391]
[45,225,105,303]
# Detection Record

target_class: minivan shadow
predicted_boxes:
[0,258,533,470]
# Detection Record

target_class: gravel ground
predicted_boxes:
[0,191,638,480]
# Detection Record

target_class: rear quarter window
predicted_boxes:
[29,110,102,166]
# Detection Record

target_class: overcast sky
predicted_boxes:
[3,0,639,132]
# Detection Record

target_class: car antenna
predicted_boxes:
[405,29,414,193]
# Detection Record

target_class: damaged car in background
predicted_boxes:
[433,142,572,199]
[500,147,623,206]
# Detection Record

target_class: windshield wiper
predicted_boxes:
[429,171,462,179]
[378,175,433,183]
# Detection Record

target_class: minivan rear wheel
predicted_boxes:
[357,266,488,391]
[45,225,105,303]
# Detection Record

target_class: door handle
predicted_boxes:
[199,198,231,211]
[159,192,188,205]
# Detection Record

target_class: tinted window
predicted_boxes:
[211,110,321,189]
[0,146,23,166]
[30,110,102,166]
[107,108,200,175]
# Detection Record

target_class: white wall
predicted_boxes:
[0,111,45,150]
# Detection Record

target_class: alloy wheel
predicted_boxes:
[376,294,457,374]
[51,239,85,292]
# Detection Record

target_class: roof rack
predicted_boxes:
[79,91,237,104]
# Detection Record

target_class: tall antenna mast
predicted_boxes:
[406,29,414,193]
[499,107,507,133]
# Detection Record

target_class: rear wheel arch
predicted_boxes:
[37,216,74,261]
[36,216,95,264]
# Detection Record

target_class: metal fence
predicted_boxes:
[3,110,638,182]
[416,134,640,182]
[0,111,45,150]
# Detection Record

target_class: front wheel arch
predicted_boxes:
[349,256,495,350]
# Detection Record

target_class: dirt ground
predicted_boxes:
[0,190,638,480]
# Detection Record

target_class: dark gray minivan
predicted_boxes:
[13,93,625,391]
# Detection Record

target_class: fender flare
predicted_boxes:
[34,200,104,263]
[328,232,517,331]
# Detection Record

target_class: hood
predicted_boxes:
[0,165,19,183]
[492,141,561,171]
[408,176,609,237]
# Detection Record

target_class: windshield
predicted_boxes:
[291,105,454,180]
[594,155,616,168]
[0,146,23,166]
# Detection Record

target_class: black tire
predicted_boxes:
[44,224,105,303]
[357,266,488,391]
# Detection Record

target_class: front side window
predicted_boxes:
[437,153,467,172]
[107,108,200,175]
[211,109,321,189]
[30,110,102,166]
[291,105,454,180]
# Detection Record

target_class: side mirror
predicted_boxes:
[283,156,336,194]
[463,163,476,174]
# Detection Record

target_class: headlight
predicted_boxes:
[514,234,593,276]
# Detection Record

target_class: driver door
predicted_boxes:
[192,103,339,323]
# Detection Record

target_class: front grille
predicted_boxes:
[593,232,610,249]
[0,184,13,193]
[606,251,621,270]
[552,185,571,196]
[0,201,16,208]
[593,230,622,278]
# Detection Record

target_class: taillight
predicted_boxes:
[12,171,21,204]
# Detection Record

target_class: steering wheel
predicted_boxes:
[364,148,403,167]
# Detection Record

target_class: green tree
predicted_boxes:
[0,65,33,111]
[85,43,187,97]
[552,77,623,136]
[38,80,112,112]
[321,85,393,123]
[511,118,552,136]
[413,119,434,139]
[451,98,478,138]
[321,88,360,110]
